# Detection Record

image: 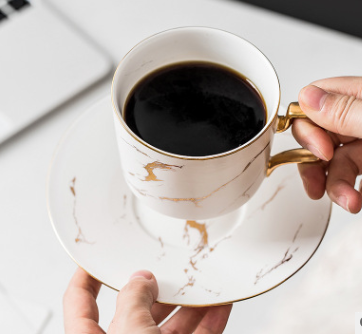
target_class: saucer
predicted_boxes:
[47,96,331,306]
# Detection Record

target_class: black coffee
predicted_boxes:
[124,62,266,156]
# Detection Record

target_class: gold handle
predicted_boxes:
[277,102,307,133]
[267,149,319,176]
[267,102,319,176]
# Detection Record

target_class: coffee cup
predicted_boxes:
[111,26,317,220]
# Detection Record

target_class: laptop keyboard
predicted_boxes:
[0,0,30,21]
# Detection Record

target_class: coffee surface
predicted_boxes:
[124,62,266,156]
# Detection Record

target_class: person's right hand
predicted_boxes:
[292,76,362,213]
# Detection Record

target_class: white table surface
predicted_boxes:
[1,0,362,333]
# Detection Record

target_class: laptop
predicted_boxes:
[0,0,112,144]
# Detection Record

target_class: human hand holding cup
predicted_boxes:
[111,27,318,221]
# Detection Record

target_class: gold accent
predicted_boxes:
[143,161,182,182]
[277,102,307,133]
[160,173,245,206]
[178,220,231,297]
[160,180,230,205]
[111,27,281,161]
[133,145,150,157]
[255,223,303,285]
[121,137,151,157]
[175,276,196,296]
[160,144,269,206]
[255,248,293,285]
[157,237,166,261]
[158,236,164,248]
[185,220,209,250]
[70,177,76,196]
[69,178,93,244]
[177,220,209,295]
[242,142,270,173]
[260,185,285,210]
[267,149,319,176]
[160,195,203,207]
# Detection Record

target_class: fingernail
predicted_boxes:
[337,195,350,212]
[300,85,328,112]
[129,270,153,281]
[306,144,329,161]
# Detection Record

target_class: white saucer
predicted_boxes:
[47,96,331,306]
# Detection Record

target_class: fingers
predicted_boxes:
[298,84,362,138]
[161,307,209,333]
[311,76,362,99]
[63,268,105,334]
[161,304,232,334]
[194,304,233,334]
[292,118,334,161]
[297,162,327,200]
[151,303,177,325]
[108,270,159,334]
[326,140,362,213]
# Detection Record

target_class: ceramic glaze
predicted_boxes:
[112,27,280,220]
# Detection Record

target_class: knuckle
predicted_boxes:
[118,279,154,305]
[327,94,357,135]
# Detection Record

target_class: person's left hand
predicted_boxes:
[63,268,233,334]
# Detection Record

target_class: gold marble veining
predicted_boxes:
[176,220,231,296]
[175,276,196,296]
[293,224,303,243]
[160,144,269,206]
[133,145,150,157]
[261,185,285,210]
[209,235,231,253]
[143,161,183,182]
[218,182,255,215]
[158,237,164,248]
[121,137,150,158]
[242,142,270,173]
[160,171,243,206]
[185,220,209,250]
[254,223,303,285]
[69,178,93,244]
[157,237,165,261]
[255,249,293,285]
[133,187,148,197]
[70,177,76,196]
[246,174,293,219]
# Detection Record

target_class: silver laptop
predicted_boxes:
[0,0,112,144]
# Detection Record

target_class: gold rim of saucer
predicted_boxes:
[111,26,281,161]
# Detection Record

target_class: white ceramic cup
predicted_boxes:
[111,27,316,220]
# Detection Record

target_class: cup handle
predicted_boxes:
[266,102,319,177]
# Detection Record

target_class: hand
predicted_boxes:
[64,268,232,334]
[292,76,362,213]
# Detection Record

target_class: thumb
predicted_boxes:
[108,270,159,334]
[298,85,362,138]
